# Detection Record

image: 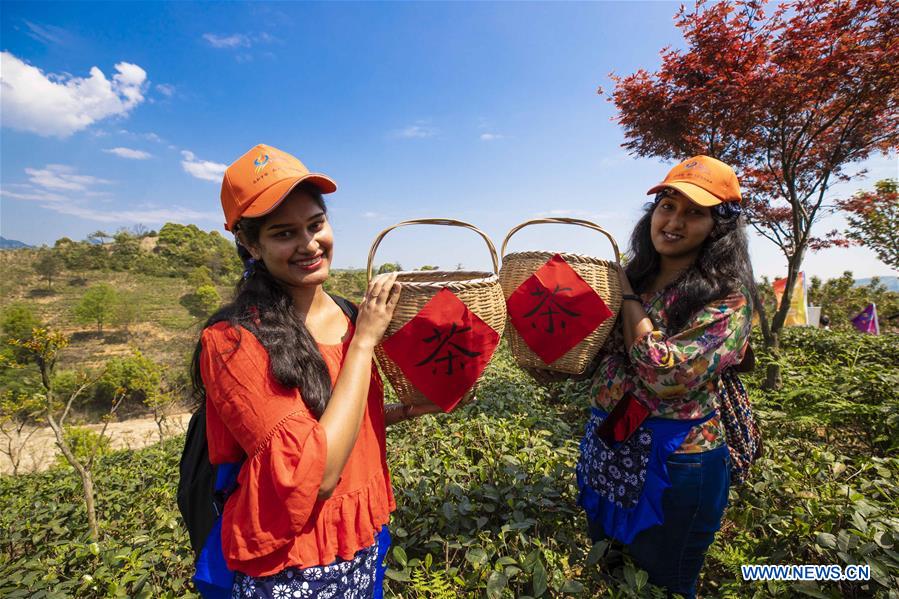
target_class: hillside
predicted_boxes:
[0,248,212,373]
[855,276,899,292]
[0,237,31,250]
[0,261,365,359]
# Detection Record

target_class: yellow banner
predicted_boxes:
[772,272,808,326]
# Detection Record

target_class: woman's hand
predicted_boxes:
[353,272,401,349]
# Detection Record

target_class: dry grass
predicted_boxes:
[0,249,220,373]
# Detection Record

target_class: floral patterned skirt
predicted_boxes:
[231,526,390,599]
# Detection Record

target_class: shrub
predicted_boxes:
[180,285,221,319]
[1,303,41,363]
[1,335,897,597]
[74,285,119,334]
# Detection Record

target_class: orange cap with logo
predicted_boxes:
[220,144,337,231]
[646,155,741,207]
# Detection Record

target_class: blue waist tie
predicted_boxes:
[576,406,715,544]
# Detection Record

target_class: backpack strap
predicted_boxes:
[328,293,359,323]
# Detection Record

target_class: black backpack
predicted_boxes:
[177,295,359,557]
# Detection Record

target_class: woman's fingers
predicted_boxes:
[364,272,399,308]
[373,273,398,304]
[366,273,390,303]
[386,280,402,308]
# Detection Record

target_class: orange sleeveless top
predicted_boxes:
[199,320,395,577]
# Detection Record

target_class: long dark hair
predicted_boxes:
[624,196,758,333]
[190,185,332,417]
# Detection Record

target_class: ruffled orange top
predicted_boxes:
[199,320,395,577]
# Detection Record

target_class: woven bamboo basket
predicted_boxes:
[499,217,622,374]
[368,219,507,407]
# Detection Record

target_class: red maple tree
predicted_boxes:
[837,179,899,270]
[608,0,899,387]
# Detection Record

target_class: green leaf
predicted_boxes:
[465,546,488,566]
[816,532,837,549]
[635,569,649,590]
[392,545,407,568]
[586,540,608,565]
[486,571,509,599]
[560,580,585,594]
[532,558,548,597]
[624,564,637,588]
[385,567,411,582]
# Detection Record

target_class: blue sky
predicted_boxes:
[1,1,896,280]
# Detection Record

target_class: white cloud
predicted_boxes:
[4,164,220,226]
[156,83,175,97]
[0,51,148,137]
[203,33,250,48]
[480,133,504,141]
[391,121,438,139]
[42,203,220,225]
[117,129,163,143]
[104,147,152,160]
[23,20,68,45]
[25,164,110,191]
[181,151,227,182]
[0,187,66,203]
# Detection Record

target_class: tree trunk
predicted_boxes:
[764,331,782,389]
[46,412,100,541]
[761,253,804,390]
[79,468,99,542]
[155,411,166,445]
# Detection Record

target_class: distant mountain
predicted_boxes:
[854,276,899,292]
[0,236,31,250]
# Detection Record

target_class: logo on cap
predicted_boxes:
[253,153,270,175]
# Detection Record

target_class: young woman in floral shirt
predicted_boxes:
[575,156,757,598]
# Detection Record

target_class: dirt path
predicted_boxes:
[1,412,192,475]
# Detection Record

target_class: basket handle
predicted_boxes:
[367,218,500,282]
[500,217,621,264]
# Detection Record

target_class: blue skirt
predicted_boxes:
[231,526,391,599]
[576,407,714,544]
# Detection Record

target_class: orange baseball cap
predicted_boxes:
[646,155,741,207]
[220,144,337,231]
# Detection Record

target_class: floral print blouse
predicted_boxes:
[590,285,752,453]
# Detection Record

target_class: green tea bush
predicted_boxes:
[1,334,897,597]
[748,327,899,454]
[0,438,195,598]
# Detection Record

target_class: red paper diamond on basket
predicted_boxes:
[381,288,500,413]
[507,254,613,365]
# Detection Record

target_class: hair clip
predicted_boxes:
[241,258,257,281]
[714,203,743,218]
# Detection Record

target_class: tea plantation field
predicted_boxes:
[1,331,898,598]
